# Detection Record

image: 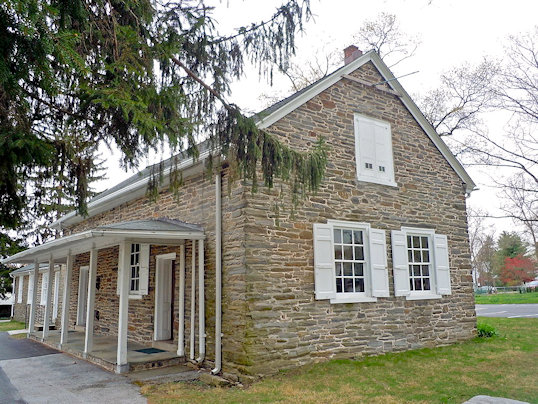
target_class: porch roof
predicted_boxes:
[2,218,204,265]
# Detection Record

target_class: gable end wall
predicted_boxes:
[241,61,476,376]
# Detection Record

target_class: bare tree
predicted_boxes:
[417,60,499,147]
[353,12,420,69]
[461,27,538,251]
[468,207,496,287]
[259,12,420,107]
[496,27,538,125]
[500,175,538,261]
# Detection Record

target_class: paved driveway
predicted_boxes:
[475,304,538,318]
[0,332,146,404]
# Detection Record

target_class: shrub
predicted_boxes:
[477,322,498,338]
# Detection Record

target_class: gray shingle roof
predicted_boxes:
[253,62,349,121]
[91,140,212,204]
[10,263,49,276]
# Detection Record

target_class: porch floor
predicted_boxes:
[31,330,184,373]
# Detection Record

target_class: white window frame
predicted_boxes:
[392,227,452,300]
[354,114,397,188]
[328,220,376,303]
[17,275,24,303]
[402,228,439,300]
[52,269,60,320]
[130,243,141,293]
[40,271,50,306]
[27,274,34,304]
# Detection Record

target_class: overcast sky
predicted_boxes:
[101,0,538,238]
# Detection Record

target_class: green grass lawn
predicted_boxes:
[143,318,538,404]
[475,292,538,304]
[0,320,26,332]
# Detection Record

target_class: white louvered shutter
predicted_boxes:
[28,274,34,304]
[374,121,393,183]
[139,244,150,295]
[434,234,451,295]
[40,272,49,305]
[391,230,410,296]
[369,228,390,297]
[356,116,376,181]
[313,223,336,300]
[17,276,23,303]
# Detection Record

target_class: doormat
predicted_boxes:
[134,348,166,354]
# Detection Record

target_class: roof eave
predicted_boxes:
[2,228,205,265]
[51,148,213,229]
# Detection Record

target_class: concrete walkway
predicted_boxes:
[464,395,529,403]
[0,332,146,404]
[475,304,538,318]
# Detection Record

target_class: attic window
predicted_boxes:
[354,114,397,187]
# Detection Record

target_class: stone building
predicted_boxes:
[5,48,476,379]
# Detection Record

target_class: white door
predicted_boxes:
[155,259,173,340]
[77,266,89,326]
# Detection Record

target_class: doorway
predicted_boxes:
[77,266,89,326]
[154,254,175,341]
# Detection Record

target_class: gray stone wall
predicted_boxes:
[239,61,476,376]
[57,60,476,378]
[64,169,247,370]
[12,270,64,329]
[12,275,28,323]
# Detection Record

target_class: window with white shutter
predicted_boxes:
[28,274,34,304]
[127,243,150,297]
[391,227,451,300]
[354,114,397,187]
[17,276,24,303]
[40,272,49,306]
[313,220,390,303]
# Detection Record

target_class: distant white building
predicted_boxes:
[0,292,14,319]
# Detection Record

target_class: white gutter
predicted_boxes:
[211,172,222,375]
[2,229,205,265]
[51,149,212,230]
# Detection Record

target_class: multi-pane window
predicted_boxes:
[333,228,366,294]
[130,243,141,292]
[407,235,431,292]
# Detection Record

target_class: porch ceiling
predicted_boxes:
[2,218,205,265]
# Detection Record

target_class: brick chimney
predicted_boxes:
[344,45,363,65]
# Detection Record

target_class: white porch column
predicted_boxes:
[177,244,186,356]
[28,259,39,335]
[189,240,196,361]
[197,239,205,362]
[42,256,54,340]
[84,247,98,356]
[116,242,130,373]
[60,252,73,347]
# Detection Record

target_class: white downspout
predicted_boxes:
[189,240,196,361]
[211,172,222,375]
[177,244,185,357]
[196,239,205,362]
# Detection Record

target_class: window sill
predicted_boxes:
[330,295,378,304]
[405,293,442,301]
[357,176,398,188]
[128,294,143,300]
